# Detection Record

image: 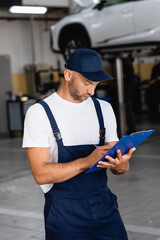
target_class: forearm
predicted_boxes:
[33,156,91,185]
[27,145,110,185]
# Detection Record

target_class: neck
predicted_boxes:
[56,82,83,103]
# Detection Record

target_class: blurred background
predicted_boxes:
[0,0,160,239]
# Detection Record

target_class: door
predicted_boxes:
[133,0,158,43]
[91,0,135,47]
[0,55,13,133]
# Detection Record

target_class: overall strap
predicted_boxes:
[91,97,106,146]
[39,100,62,143]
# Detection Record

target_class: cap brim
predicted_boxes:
[79,71,113,82]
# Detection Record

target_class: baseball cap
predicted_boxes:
[64,48,113,82]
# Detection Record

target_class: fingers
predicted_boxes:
[105,147,136,160]
[97,153,120,168]
[116,149,122,159]
[97,160,116,169]
[97,147,136,169]
[104,149,122,164]
[105,155,120,165]
[128,147,136,155]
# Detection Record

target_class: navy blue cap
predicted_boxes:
[64,48,113,82]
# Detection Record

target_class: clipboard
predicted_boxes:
[86,129,155,174]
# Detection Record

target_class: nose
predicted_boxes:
[88,85,96,96]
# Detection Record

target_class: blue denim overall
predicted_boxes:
[39,98,128,240]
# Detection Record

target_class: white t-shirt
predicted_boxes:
[22,92,118,193]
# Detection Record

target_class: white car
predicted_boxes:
[51,0,160,59]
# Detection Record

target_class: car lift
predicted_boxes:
[101,45,159,137]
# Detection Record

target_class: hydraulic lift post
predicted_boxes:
[116,57,126,137]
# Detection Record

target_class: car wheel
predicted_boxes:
[61,34,90,60]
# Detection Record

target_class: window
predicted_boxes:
[103,0,128,7]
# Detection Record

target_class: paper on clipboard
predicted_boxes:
[86,129,155,174]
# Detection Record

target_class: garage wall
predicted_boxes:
[134,56,160,81]
[0,20,31,73]
[0,19,58,95]
[1,18,160,96]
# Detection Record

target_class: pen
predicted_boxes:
[94,144,98,148]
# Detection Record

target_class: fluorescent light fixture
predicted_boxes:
[9,6,47,14]
[93,0,99,4]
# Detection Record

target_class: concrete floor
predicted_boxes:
[0,114,160,240]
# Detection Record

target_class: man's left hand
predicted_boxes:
[97,147,136,175]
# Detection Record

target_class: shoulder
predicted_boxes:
[97,98,111,107]
[27,93,55,117]
[26,102,45,119]
[96,98,113,112]
[95,98,116,122]
[25,100,51,129]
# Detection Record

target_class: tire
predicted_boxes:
[61,33,90,60]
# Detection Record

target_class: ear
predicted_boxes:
[64,69,72,82]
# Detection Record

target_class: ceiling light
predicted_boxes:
[9,6,47,14]
[93,0,99,4]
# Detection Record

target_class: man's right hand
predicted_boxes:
[26,142,117,185]
[86,145,111,167]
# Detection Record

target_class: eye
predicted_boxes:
[84,81,90,86]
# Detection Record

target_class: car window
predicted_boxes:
[103,0,129,7]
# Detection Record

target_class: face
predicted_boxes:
[67,71,99,102]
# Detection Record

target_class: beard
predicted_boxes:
[68,79,90,102]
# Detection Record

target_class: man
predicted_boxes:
[23,48,135,240]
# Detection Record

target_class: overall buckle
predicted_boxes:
[100,129,105,138]
[53,130,61,141]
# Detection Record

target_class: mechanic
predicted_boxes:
[23,48,136,240]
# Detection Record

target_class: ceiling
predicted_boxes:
[0,0,21,7]
[0,0,69,7]
[0,0,69,22]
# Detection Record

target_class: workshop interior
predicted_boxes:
[0,1,160,240]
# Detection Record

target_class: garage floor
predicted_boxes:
[0,114,160,240]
